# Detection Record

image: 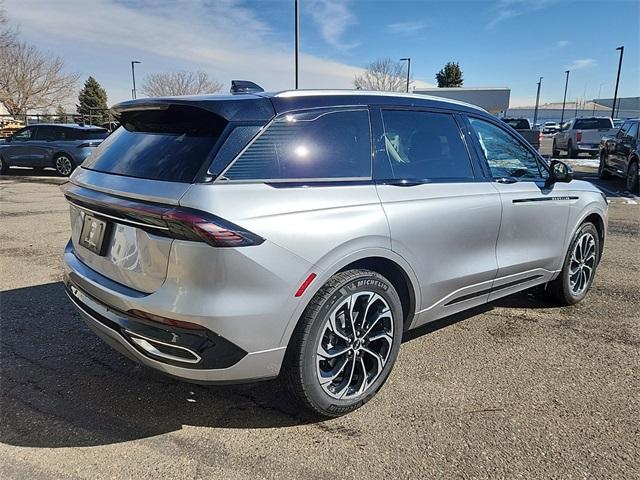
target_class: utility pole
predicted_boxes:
[294,0,300,89]
[131,60,141,99]
[560,70,570,126]
[400,58,411,93]
[533,77,543,128]
[611,46,624,118]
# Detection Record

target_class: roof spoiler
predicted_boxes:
[230,80,264,95]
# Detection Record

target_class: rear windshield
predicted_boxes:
[82,105,227,182]
[573,118,613,130]
[502,118,530,130]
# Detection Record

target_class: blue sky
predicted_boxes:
[5,0,639,107]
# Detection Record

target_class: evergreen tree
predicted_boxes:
[77,76,108,124]
[435,62,464,88]
[55,104,66,123]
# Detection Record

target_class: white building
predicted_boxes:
[412,87,511,114]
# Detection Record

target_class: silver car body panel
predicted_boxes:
[62,92,608,383]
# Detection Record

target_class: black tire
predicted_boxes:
[53,154,75,176]
[598,152,611,179]
[552,140,559,157]
[284,269,403,417]
[548,222,600,306]
[0,155,8,175]
[567,140,577,159]
[626,160,639,194]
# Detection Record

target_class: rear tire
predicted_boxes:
[626,161,639,194]
[567,141,577,159]
[284,269,403,417]
[548,222,600,306]
[598,152,611,179]
[552,140,560,157]
[54,154,75,176]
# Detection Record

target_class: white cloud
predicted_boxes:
[487,0,556,29]
[5,0,367,103]
[387,21,427,35]
[307,0,359,50]
[565,59,597,70]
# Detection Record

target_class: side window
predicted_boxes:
[35,126,60,141]
[624,122,638,140]
[469,117,544,179]
[12,127,35,142]
[380,110,473,180]
[617,122,631,139]
[223,109,371,181]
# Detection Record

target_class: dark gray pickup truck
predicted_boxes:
[501,118,541,150]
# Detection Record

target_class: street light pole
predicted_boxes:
[294,0,300,89]
[533,76,543,128]
[560,70,570,126]
[131,60,141,99]
[400,58,411,93]
[611,46,624,119]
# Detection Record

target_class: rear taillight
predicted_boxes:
[576,131,582,142]
[62,184,264,248]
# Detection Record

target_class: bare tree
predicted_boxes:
[0,40,79,116]
[353,58,411,92]
[140,71,223,97]
[0,0,16,50]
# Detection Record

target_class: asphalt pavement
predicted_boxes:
[1,162,638,479]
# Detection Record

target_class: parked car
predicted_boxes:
[552,117,617,158]
[500,117,541,150]
[542,121,561,134]
[599,118,639,193]
[62,91,607,416]
[0,124,108,176]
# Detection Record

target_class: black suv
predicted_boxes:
[599,119,639,193]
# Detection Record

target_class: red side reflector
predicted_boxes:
[295,273,317,297]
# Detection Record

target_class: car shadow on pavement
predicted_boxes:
[0,167,67,185]
[1,281,559,448]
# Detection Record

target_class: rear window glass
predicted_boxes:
[502,118,530,130]
[573,118,612,130]
[74,128,108,140]
[222,109,371,181]
[82,105,227,182]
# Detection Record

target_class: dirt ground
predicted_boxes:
[1,164,638,479]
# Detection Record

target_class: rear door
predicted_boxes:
[614,121,638,172]
[466,115,571,297]
[373,108,502,325]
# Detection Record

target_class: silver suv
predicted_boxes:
[63,91,608,416]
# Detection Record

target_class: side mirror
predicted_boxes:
[550,160,573,183]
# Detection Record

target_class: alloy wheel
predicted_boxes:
[55,156,73,176]
[569,232,597,296]
[316,291,394,400]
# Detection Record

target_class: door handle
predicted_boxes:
[493,177,517,184]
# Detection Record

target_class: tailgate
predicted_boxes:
[66,168,191,293]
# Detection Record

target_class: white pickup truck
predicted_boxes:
[552,117,618,158]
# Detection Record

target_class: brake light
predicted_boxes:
[62,184,265,248]
[576,131,582,142]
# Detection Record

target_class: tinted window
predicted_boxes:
[35,126,60,141]
[625,122,638,140]
[12,127,35,141]
[74,128,109,140]
[502,118,530,130]
[83,106,227,182]
[573,118,613,130]
[223,109,371,181]
[381,110,473,180]
[469,117,544,179]
[617,122,632,138]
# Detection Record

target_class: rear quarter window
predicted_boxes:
[221,109,372,181]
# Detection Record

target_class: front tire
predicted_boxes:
[598,152,611,179]
[626,161,639,194]
[549,222,600,306]
[54,154,75,176]
[0,155,8,175]
[552,140,560,157]
[567,141,577,158]
[284,269,403,417]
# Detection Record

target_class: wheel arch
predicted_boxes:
[578,210,606,261]
[279,248,421,349]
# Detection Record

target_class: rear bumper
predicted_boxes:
[576,143,599,153]
[62,239,310,383]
